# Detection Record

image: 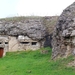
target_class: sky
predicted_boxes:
[0,0,75,18]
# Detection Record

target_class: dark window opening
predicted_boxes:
[20,42,29,44]
[0,42,2,44]
[32,42,37,45]
[5,42,8,44]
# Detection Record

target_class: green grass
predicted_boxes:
[0,47,75,75]
[0,16,42,22]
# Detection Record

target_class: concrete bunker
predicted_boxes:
[0,35,41,57]
[0,17,47,57]
[18,35,41,51]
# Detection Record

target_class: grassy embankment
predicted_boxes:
[0,47,75,75]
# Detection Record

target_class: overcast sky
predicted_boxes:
[0,0,75,18]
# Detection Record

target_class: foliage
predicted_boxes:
[0,47,75,75]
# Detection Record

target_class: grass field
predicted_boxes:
[0,47,75,75]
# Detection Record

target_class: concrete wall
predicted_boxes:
[0,35,42,57]
[8,36,18,52]
[18,35,41,50]
[0,36,9,56]
[18,41,40,51]
[8,35,41,51]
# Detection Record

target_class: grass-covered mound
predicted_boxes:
[0,47,75,75]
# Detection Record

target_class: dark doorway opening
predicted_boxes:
[44,34,52,48]
[0,47,4,58]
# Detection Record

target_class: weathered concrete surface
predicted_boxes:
[52,2,75,59]
[0,18,46,40]
[0,16,58,48]
[9,36,18,52]
[0,35,9,56]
